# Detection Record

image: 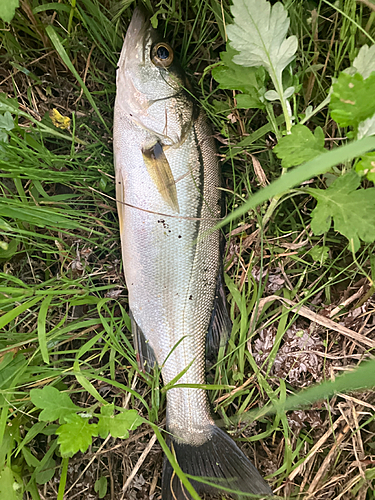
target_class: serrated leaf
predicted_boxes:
[308,170,375,252]
[227,0,297,94]
[97,404,114,438]
[0,0,19,23]
[30,386,80,423]
[330,72,375,129]
[274,124,325,168]
[353,44,375,80]
[109,410,142,439]
[56,414,98,457]
[212,47,265,109]
[356,152,375,182]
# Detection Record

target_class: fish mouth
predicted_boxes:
[118,7,152,70]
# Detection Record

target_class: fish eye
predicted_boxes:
[151,43,174,68]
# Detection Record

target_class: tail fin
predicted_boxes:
[162,425,273,499]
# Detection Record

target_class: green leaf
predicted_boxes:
[308,245,329,263]
[212,47,265,109]
[35,456,56,485]
[353,44,375,79]
[38,295,52,364]
[97,404,114,438]
[0,296,43,329]
[308,170,375,252]
[109,410,142,439]
[227,0,297,94]
[94,477,108,499]
[0,0,19,23]
[356,151,375,182]
[98,405,142,439]
[330,72,375,129]
[217,135,375,228]
[56,414,98,457]
[30,386,80,423]
[0,466,22,500]
[274,124,325,168]
[235,94,263,109]
[0,112,14,132]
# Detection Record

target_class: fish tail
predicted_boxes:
[162,424,273,499]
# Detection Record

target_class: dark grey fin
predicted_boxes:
[129,310,157,373]
[206,272,232,362]
[162,425,273,499]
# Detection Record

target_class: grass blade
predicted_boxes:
[45,25,109,133]
[37,295,52,364]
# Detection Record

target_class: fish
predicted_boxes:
[113,8,273,500]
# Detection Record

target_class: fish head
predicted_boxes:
[116,8,195,145]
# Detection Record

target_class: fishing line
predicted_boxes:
[88,186,222,222]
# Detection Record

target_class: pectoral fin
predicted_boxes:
[142,142,180,212]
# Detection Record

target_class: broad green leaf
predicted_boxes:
[98,405,142,439]
[356,151,375,182]
[218,135,375,228]
[227,0,297,94]
[0,0,19,23]
[308,245,329,263]
[35,456,56,485]
[94,477,108,499]
[274,124,325,168]
[30,386,80,423]
[56,414,98,457]
[308,170,375,252]
[97,404,114,438]
[108,410,142,439]
[235,94,263,109]
[0,112,14,132]
[0,466,22,500]
[212,47,265,109]
[330,72,375,129]
[353,44,375,79]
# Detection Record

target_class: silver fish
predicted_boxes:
[113,8,273,499]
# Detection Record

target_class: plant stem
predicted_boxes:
[57,457,69,500]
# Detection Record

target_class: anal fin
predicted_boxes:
[130,310,157,373]
[206,272,232,362]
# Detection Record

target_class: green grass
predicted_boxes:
[1,0,375,499]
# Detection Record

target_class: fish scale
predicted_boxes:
[114,7,273,499]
